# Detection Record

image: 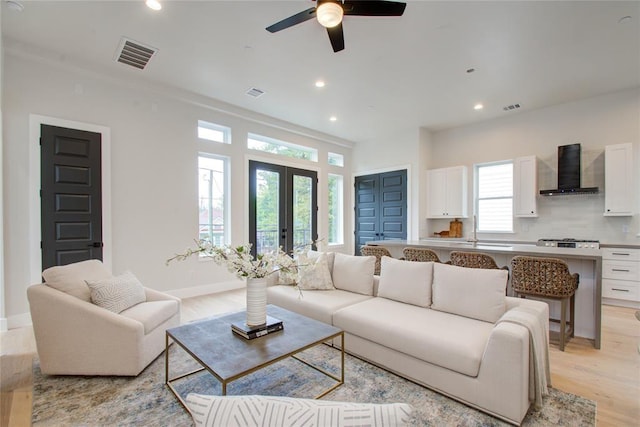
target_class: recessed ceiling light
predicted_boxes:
[6,1,24,12]
[315,80,326,88]
[474,103,484,110]
[145,0,162,11]
[618,15,632,24]
[329,116,337,122]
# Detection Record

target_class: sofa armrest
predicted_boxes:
[27,284,145,374]
[144,287,182,304]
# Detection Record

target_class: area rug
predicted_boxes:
[32,344,595,426]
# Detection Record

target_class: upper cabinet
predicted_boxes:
[514,156,538,217]
[427,166,468,218]
[604,143,634,216]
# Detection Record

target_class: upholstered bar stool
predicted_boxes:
[402,247,441,263]
[510,256,579,351]
[360,245,393,275]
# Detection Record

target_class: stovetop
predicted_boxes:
[537,238,600,249]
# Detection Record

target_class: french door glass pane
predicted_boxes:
[293,175,312,249]
[255,169,280,255]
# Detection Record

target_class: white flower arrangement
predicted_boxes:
[167,240,301,280]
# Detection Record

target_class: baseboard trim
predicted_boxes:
[7,312,32,330]
[165,280,245,299]
[0,317,7,332]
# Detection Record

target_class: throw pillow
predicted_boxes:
[307,250,335,276]
[332,252,375,296]
[85,271,147,313]
[431,262,507,323]
[297,252,335,290]
[42,259,112,302]
[378,256,433,307]
[186,394,413,427]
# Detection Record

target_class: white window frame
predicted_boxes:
[475,160,514,233]
[328,152,344,167]
[198,153,230,247]
[198,120,231,144]
[247,133,318,162]
[328,173,344,245]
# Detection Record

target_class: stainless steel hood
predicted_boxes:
[539,143,599,196]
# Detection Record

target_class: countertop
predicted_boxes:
[367,239,604,259]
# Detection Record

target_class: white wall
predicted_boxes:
[0,7,5,331]
[429,88,640,244]
[2,49,353,324]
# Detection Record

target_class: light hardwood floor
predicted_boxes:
[1,290,639,427]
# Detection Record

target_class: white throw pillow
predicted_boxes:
[332,252,375,296]
[297,252,335,290]
[307,250,335,276]
[42,259,112,302]
[431,262,507,323]
[86,271,147,313]
[186,394,413,427]
[378,257,433,308]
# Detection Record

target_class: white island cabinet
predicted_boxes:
[602,247,640,308]
[604,143,633,216]
[514,156,538,217]
[427,166,467,218]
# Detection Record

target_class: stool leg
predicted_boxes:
[560,298,567,351]
[570,293,576,338]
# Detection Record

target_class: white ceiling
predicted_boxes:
[2,1,639,143]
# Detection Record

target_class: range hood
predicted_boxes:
[539,143,599,196]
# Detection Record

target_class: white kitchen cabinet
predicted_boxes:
[604,143,634,216]
[427,166,467,218]
[602,247,640,306]
[513,155,538,217]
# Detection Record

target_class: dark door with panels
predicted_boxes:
[354,170,407,255]
[41,125,103,270]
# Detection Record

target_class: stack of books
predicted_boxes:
[231,316,284,340]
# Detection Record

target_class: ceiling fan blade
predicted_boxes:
[266,7,317,33]
[326,23,345,53]
[343,0,406,16]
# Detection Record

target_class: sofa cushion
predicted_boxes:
[267,285,372,325]
[120,300,180,334]
[333,298,494,377]
[297,252,335,290]
[86,271,147,314]
[186,394,413,427]
[378,257,433,307]
[42,259,112,302]
[332,253,375,296]
[431,263,507,323]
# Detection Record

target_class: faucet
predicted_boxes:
[467,215,478,244]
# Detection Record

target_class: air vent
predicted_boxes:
[502,103,521,111]
[246,87,265,98]
[114,37,157,70]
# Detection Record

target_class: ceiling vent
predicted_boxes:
[502,103,521,111]
[114,37,157,70]
[246,87,265,98]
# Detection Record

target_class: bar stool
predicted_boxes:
[402,247,441,263]
[450,251,504,270]
[510,256,579,351]
[360,245,392,275]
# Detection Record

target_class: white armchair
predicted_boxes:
[27,260,180,376]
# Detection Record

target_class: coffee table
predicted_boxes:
[165,304,344,410]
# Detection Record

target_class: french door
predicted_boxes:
[249,161,317,257]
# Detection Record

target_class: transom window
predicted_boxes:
[247,133,318,162]
[198,154,229,246]
[198,120,231,144]
[328,152,344,167]
[475,161,513,232]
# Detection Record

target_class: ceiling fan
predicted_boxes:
[266,0,407,53]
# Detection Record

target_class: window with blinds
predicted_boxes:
[476,161,513,232]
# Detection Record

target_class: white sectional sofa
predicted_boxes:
[267,253,549,426]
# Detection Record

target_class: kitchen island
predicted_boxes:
[366,239,603,349]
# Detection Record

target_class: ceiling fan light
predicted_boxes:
[317,2,344,28]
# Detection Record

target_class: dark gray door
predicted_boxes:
[41,125,103,269]
[354,170,407,255]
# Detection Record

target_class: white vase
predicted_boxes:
[246,277,268,327]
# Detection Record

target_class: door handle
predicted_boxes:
[88,242,103,248]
